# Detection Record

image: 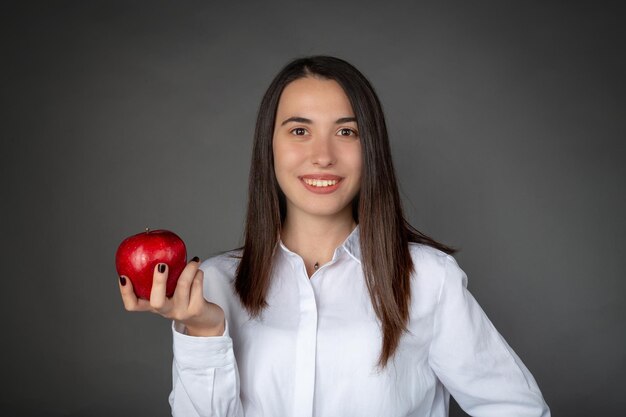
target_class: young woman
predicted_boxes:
[119,56,550,417]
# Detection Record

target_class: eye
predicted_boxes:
[290,127,307,136]
[338,128,358,137]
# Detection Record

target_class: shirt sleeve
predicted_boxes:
[169,320,243,417]
[428,255,551,417]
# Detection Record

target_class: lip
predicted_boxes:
[299,175,343,194]
[299,174,343,181]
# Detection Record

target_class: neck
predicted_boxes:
[281,210,356,277]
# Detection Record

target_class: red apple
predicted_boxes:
[115,228,187,299]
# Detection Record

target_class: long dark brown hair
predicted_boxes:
[235,56,455,367]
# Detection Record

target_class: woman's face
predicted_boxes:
[273,76,362,222]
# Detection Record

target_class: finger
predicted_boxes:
[150,263,170,312]
[173,257,201,310]
[118,275,152,312]
[187,269,205,316]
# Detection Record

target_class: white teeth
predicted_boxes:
[304,179,338,187]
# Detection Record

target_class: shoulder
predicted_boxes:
[408,242,450,267]
[198,249,242,292]
[198,249,243,308]
[197,249,245,320]
[408,242,468,293]
[199,248,242,279]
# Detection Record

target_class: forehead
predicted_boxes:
[276,77,354,115]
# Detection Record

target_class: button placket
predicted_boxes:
[291,255,318,417]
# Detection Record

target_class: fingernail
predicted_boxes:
[158,264,166,273]
[119,276,126,286]
[191,256,199,263]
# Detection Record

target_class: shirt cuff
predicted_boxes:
[172,320,234,369]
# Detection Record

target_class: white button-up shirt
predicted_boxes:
[169,226,550,417]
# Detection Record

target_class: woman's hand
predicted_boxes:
[118,258,225,337]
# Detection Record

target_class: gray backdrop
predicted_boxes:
[2,1,624,416]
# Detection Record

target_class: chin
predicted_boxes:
[298,201,354,218]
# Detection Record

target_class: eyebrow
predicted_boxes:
[280,116,357,126]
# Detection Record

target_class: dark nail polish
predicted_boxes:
[158,264,166,273]
[119,276,126,286]
[191,256,200,263]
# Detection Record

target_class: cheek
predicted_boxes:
[273,142,302,173]
[273,143,297,188]
[349,145,363,180]
[272,139,285,173]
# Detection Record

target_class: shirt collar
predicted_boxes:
[342,225,362,264]
[278,225,362,264]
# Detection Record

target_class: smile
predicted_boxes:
[303,179,339,187]
[299,175,343,194]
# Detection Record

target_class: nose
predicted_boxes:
[311,136,336,167]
